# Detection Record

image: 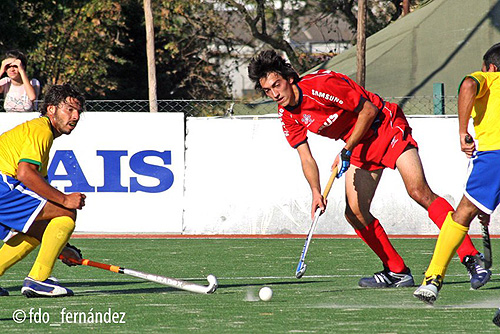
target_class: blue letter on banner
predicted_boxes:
[129,150,174,193]
[48,150,95,192]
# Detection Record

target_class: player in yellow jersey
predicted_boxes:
[414,43,500,304]
[0,83,86,298]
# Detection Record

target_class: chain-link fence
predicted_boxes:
[0,96,459,116]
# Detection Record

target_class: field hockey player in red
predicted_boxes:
[248,50,489,289]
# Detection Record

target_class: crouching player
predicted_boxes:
[0,83,86,297]
[413,43,500,304]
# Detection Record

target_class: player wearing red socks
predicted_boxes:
[248,50,487,288]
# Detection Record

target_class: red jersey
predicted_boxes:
[278,69,417,171]
[279,69,385,148]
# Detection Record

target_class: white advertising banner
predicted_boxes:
[1,112,492,235]
[0,112,185,234]
[183,115,493,236]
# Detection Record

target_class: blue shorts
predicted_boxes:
[0,173,46,241]
[465,150,500,214]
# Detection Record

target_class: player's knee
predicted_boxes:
[407,186,433,207]
[62,209,77,222]
[344,207,363,225]
[55,216,76,230]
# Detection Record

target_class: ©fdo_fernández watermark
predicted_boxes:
[12,307,126,325]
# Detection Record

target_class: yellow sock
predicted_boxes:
[425,212,468,279]
[28,217,75,281]
[0,234,40,276]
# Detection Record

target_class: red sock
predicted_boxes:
[428,197,478,261]
[355,219,407,273]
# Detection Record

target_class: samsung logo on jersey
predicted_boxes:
[312,89,344,104]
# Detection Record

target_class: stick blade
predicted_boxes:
[295,263,307,279]
[205,274,218,294]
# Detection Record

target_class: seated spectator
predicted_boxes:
[0,50,40,112]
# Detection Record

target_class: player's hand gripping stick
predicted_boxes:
[295,167,338,278]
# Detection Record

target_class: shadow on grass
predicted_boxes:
[443,276,500,289]
[4,279,333,296]
[216,279,328,289]
[4,279,145,292]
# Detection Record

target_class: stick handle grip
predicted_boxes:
[322,166,338,198]
[81,259,122,273]
[58,255,122,273]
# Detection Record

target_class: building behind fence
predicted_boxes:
[0,95,458,117]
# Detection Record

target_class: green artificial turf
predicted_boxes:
[0,238,498,333]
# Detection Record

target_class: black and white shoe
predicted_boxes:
[358,267,414,288]
[0,286,8,296]
[462,254,491,290]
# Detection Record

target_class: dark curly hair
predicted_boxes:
[41,83,86,115]
[483,43,500,70]
[248,50,299,94]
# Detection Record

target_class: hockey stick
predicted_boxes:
[295,166,338,279]
[59,256,218,294]
[465,135,492,269]
[481,224,492,269]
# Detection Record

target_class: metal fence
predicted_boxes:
[0,96,459,116]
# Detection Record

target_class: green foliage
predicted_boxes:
[1,0,232,100]
[152,0,232,99]
[0,0,423,100]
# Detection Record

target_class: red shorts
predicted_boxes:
[350,102,418,171]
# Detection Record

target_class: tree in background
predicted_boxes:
[0,0,123,98]
[0,1,37,52]
[220,0,421,73]
[317,0,421,36]
[145,0,233,99]
[104,0,233,100]
[221,0,321,73]
[0,0,232,100]
[0,0,420,100]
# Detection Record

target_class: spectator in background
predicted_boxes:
[0,50,40,112]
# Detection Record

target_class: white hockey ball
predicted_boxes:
[259,286,273,301]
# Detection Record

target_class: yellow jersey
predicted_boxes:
[465,71,500,151]
[0,116,53,178]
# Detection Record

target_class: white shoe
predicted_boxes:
[413,275,442,305]
[21,277,73,298]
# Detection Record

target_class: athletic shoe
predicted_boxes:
[0,286,8,296]
[462,254,491,289]
[358,267,414,288]
[493,308,500,327]
[47,277,59,284]
[413,275,443,305]
[21,277,73,298]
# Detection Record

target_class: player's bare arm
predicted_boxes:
[0,60,8,80]
[0,58,14,94]
[297,142,326,218]
[457,77,477,157]
[345,99,379,151]
[16,161,85,210]
[332,100,379,172]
